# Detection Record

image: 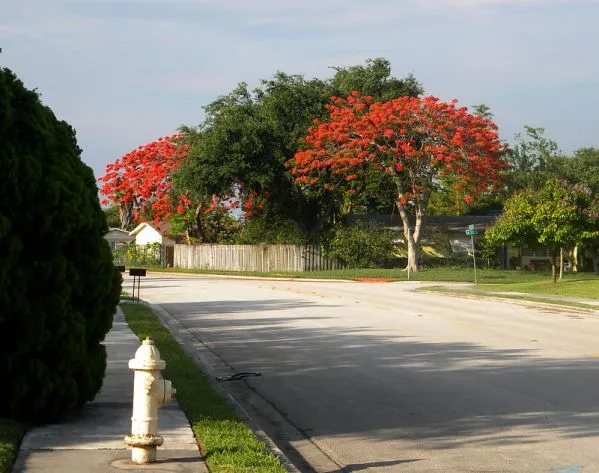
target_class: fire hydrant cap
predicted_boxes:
[129,337,166,370]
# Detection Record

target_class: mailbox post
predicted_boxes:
[129,268,147,301]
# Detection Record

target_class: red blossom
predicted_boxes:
[98,134,189,223]
[287,92,509,208]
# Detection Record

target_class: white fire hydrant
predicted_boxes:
[125,337,176,464]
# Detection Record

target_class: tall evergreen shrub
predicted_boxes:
[0,67,121,423]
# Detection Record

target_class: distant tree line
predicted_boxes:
[100,58,599,274]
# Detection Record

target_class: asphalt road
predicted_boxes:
[127,274,599,473]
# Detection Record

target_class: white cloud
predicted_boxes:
[2,0,598,175]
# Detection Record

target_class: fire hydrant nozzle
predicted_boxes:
[125,337,175,464]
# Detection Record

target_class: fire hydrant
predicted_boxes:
[125,337,176,464]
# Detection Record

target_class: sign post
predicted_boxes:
[407,227,411,281]
[465,224,479,285]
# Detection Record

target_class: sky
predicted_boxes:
[2,0,599,180]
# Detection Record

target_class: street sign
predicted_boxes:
[466,229,478,236]
[468,224,476,231]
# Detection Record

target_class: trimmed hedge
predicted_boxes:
[0,67,121,423]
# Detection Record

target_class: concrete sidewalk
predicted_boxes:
[13,307,208,473]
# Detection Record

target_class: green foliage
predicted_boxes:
[546,148,599,274]
[102,205,122,228]
[0,418,25,473]
[471,103,494,119]
[202,210,241,243]
[0,67,121,423]
[329,57,423,101]
[485,179,599,280]
[484,190,538,249]
[113,242,162,266]
[168,204,241,244]
[175,58,422,242]
[548,147,599,194]
[506,126,560,191]
[237,215,307,244]
[327,222,397,268]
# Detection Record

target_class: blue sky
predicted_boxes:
[2,0,599,179]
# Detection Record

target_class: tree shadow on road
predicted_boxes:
[155,291,599,472]
[159,299,599,445]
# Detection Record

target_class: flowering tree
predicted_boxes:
[99,135,240,242]
[288,92,509,271]
[98,135,188,228]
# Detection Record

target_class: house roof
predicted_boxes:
[129,221,174,237]
[104,228,135,241]
[107,227,132,235]
[353,214,498,233]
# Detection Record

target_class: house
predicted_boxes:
[356,214,498,258]
[128,222,180,267]
[103,228,135,251]
[365,214,576,270]
[129,222,176,247]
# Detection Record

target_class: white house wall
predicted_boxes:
[132,225,176,246]
[134,226,163,245]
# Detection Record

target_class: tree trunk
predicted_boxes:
[396,201,422,272]
[194,204,206,242]
[559,247,564,280]
[307,194,336,241]
[392,167,432,273]
[406,232,419,272]
[119,202,134,229]
[551,251,557,284]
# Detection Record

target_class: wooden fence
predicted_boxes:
[174,244,343,272]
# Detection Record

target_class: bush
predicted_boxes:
[113,242,162,266]
[237,215,307,244]
[327,222,396,268]
[0,68,121,423]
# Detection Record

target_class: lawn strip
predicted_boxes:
[148,266,564,284]
[475,279,599,299]
[120,303,288,473]
[419,286,598,311]
[0,418,25,473]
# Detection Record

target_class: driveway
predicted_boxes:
[126,274,599,473]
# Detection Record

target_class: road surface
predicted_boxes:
[126,274,599,473]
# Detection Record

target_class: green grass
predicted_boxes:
[421,285,598,310]
[477,276,599,299]
[120,303,287,473]
[420,272,599,309]
[148,265,568,283]
[0,418,25,473]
